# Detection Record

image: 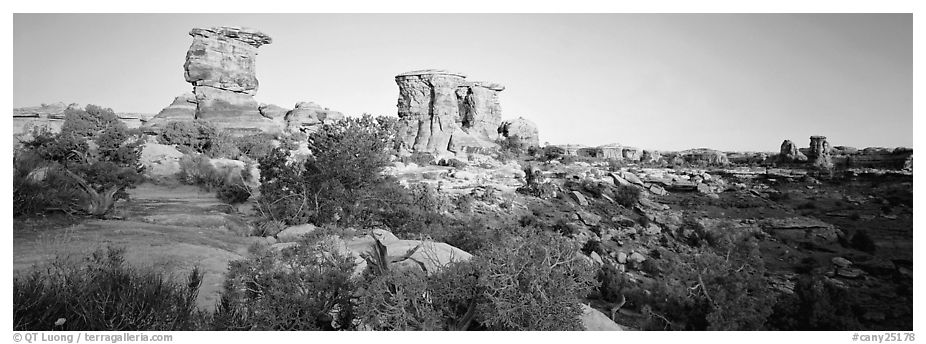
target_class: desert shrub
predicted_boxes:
[768,274,863,330]
[19,105,146,217]
[495,135,524,162]
[436,157,468,169]
[204,131,242,160]
[257,115,394,226]
[471,230,596,330]
[614,184,643,208]
[401,152,436,166]
[356,268,442,330]
[59,104,124,137]
[14,247,205,331]
[639,225,774,330]
[158,120,217,153]
[250,219,287,237]
[234,133,276,161]
[216,182,251,205]
[797,201,818,210]
[607,158,623,172]
[542,145,566,161]
[212,239,357,330]
[850,229,876,253]
[13,149,84,216]
[176,154,226,190]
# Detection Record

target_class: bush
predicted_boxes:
[13,149,84,216]
[542,145,566,161]
[495,135,524,162]
[356,268,442,330]
[158,120,217,153]
[471,230,596,330]
[234,133,276,160]
[257,115,395,226]
[607,158,623,172]
[614,184,643,208]
[768,274,863,330]
[14,247,204,331]
[212,239,357,330]
[638,224,774,330]
[176,154,226,190]
[19,105,146,217]
[850,229,876,253]
[216,182,251,205]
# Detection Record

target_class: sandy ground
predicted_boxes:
[13,183,261,310]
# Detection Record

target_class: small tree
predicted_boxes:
[257,114,395,225]
[23,105,145,217]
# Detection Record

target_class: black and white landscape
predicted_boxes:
[12,13,913,332]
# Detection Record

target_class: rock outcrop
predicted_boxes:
[394,69,524,155]
[147,93,197,127]
[14,103,153,138]
[778,139,807,163]
[148,26,281,135]
[395,70,469,153]
[284,101,345,134]
[498,117,540,149]
[808,135,833,168]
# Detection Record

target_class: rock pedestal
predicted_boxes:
[808,135,833,168]
[149,26,281,135]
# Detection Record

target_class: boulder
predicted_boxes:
[577,210,602,226]
[629,252,646,265]
[284,101,344,134]
[140,143,185,177]
[498,117,540,149]
[571,191,590,206]
[617,252,628,264]
[831,257,852,268]
[345,230,472,275]
[580,304,623,331]
[619,171,644,186]
[760,217,843,243]
[276,223,317,242]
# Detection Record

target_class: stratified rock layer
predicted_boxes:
[394,69,516,155]
[184,27,271,95]
[284,101,345,134]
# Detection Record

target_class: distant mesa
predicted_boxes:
[776,135,912,170]
[13,102,153,138]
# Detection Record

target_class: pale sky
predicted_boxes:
[13,14,912,152]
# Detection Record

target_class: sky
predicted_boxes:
[13,13,912,152]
